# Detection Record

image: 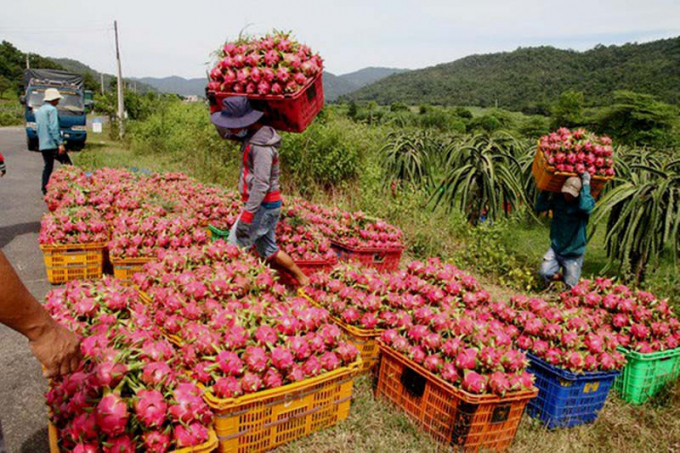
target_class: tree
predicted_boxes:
[390,101,409,112]
[551,90,584,129]
[347,101,358,119]
[0,75,12,99]
[595,91,679,147]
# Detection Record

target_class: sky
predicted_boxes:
[2,0,679,80]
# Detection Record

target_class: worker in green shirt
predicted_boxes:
[534,173,595,288]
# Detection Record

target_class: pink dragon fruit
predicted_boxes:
[95,393,129,437]
[213,376,243,398]
[142,430,171,453]
[134,389,167,428]
[461,372,487,394]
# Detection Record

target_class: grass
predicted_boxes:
[75,131,680,453]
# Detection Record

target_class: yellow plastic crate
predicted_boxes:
[205,359,361,453]
[48,422,218,452]
[300,290,382,373]
[40,242,106,284]
[111,256,155,285]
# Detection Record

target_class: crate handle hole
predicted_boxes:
[400,366,426,397]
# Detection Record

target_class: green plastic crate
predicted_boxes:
[614,346,680,405]
[208,224,230,242]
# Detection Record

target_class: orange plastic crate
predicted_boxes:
[40,242,106,284]
[111,256,155,285]
[331,240,404,272]
[48,422,218,452]
[375,344,537,452]
[204,359,360,453]
[532,148,612,198]
[300,290,381,373]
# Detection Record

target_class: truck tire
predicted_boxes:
[27,136,39,152]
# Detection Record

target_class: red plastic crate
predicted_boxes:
[331,240,404,272]
[207,72,324,133]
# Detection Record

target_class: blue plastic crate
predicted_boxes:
[526,352,619,428]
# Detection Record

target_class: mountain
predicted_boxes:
[50,58,157,94]
[131,67,408,101]
[324,67,409,101]
[131,76,207,97]
[344,37,680,110]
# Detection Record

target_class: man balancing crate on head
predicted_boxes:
[535,172,595,289]
[211,96,310,286]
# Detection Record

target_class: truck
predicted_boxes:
[21,69,94,151]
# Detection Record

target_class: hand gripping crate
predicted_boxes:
[532,148,612,198]
[525,352,619,428]
[375,344,537,451]
[331,240,404,272]
[300,289,381,373]
[614,346,680,405]
[48,422,219,452]
[207,72,324,134]
[40,242,106,284]
[111,256,155,285]
[203,359,361,452]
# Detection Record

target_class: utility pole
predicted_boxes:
[25,53,30,69]
[100,73,104,95]
[114,20,125,139]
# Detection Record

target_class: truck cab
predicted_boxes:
[22,69,93,151]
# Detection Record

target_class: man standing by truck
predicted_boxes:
[35,88,72,195]
[211,96,310,286]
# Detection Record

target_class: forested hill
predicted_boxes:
[343,37,680,110]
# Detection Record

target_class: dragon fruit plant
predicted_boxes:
[561,278,680,354]
[539,128,615,177]
[488,294,626,373]
[178,296,359,397]
[39,206,109,246]
[208,31,324,96]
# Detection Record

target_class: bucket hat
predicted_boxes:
[562,176,582,198]
[210,96,263,129]
[44,88,63,102]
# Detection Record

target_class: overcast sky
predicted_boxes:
[2,0,679,79]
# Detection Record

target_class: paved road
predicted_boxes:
[1,126,56,452]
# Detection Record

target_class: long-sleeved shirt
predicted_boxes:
[534,183,595,257]
[34,103,63,150]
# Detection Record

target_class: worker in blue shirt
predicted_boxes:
[34,88,72,195]
[534,173,595,288]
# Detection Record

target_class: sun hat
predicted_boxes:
[210,96,263,129]
[562,176,582,198]
[43,88,63,102]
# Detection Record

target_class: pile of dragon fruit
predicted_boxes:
[39,207,109,246]
[45,280,215,451]
[134,241,359,397]
[207,31,323,97]
[539,128,615,177]
[42,167,404,266]
[305,259,485,331]
[487,295,626,373]
[561,278,680,353]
